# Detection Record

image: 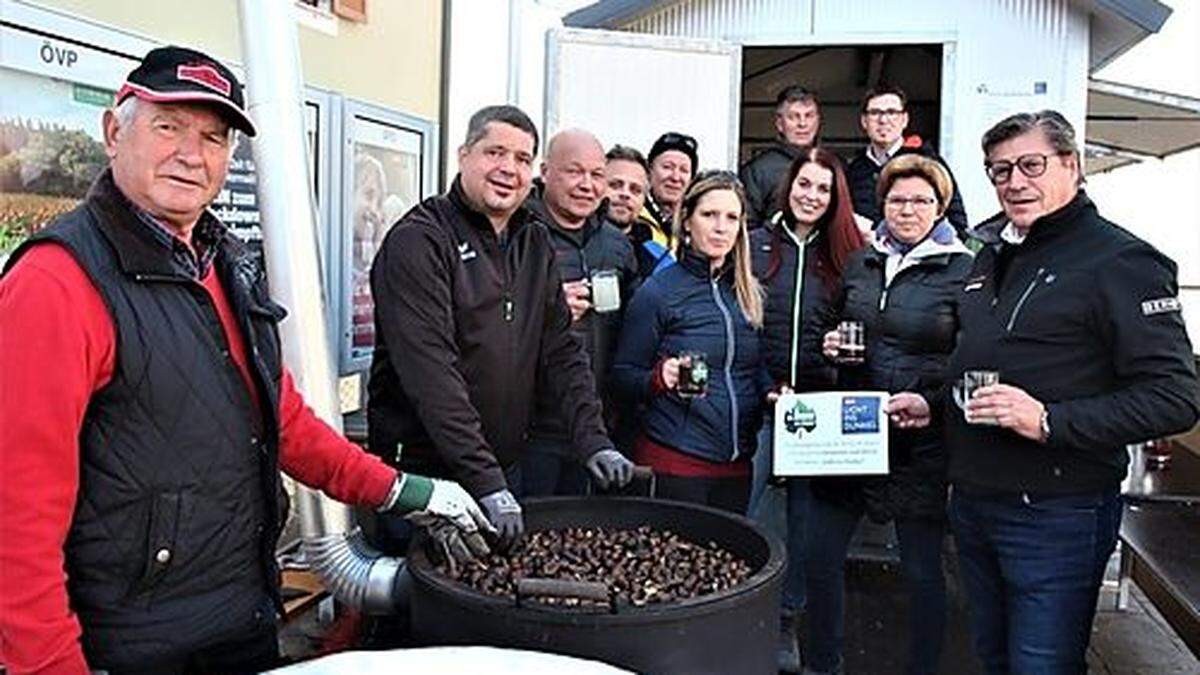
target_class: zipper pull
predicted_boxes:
[502,294,514,322]
[879,289,888,312]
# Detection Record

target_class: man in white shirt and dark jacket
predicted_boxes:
[888,110,1198,674]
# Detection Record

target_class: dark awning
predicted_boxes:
[1085,78,1200,174]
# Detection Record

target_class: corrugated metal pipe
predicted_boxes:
[236,0,406,614]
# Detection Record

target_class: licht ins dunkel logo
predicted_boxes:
[841,396,881,435]
[784,400,818,437]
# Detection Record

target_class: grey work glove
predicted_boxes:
[587,448,634,490]
[478,489,524,551]
[384,474,495,566]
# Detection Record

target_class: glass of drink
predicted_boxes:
[960,370,1000,425]
[676,351,709,398]
[837,320,866,365]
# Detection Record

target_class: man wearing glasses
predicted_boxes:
[846,85,969,238]
[887,110,1198,673]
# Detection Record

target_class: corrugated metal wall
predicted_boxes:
[617,0,1092,226]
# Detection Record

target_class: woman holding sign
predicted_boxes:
[807,154,973,675]
[612,171,767,514]
[750,146,866,672]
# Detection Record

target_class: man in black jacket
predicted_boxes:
[888,110,1199,674]
[368,107,633,549]
[740,85,820,229]
[845,85,969,237]
[522,129,639,495]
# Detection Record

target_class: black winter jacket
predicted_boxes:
[526,197,639,446]
[846,143,970,238]
[812,227,973,522]
[937,193,1199,494]
[740,141,802,229]
[367,178,611,496]
[4,171,286,668]
[750,219,840,392]
[612,249,769,463]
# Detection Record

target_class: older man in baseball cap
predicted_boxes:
[0,45,492,673]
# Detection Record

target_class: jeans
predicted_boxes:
[749,419,810,614]
[520,437,590,497]
[805,495,947,675]
[949,488,1122,675]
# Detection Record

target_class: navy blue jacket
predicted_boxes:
[612,249,768,462]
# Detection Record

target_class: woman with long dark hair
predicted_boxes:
[612,171,766,513]
[749,146,866,672]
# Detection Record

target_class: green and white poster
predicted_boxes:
[773,391,890,476]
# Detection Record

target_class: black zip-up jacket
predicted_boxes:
[367,178,611,496]
[525,197,639,446]
[612,249,769,462]
[846,143,970,238]
[740,140,802,229]
[750,219,839,392]
[813,232,973,522]
[937,192,1198,494]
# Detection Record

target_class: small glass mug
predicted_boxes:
[955,370,1000,425]
[676,351,709,399]
[837,320,866,365]
[589,269,621,314]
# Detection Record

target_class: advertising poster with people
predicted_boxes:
[0,63,263,262]
[346,113,422,356]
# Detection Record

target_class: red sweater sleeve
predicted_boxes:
[277,369,396,507]
[0,245,113,675]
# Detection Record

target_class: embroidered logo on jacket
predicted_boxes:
[1141,297,1181,316]
[458,241,477,262]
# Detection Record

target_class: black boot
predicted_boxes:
[779,611,802,673]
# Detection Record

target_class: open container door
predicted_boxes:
[545,27,741,170]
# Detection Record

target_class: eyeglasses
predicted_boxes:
[984,152,1069,185]
[884,195,938,210]
[864,108,905,119]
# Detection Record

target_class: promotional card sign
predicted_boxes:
[773,391,890,476]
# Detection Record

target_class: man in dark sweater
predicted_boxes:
[888,110,1198,674]
[739,85,820,229]
[522,129,639,495]
[846,85,969,237]
[368,108,633,551]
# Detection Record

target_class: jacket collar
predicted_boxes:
[769,211,823,250]
[971,191,1094,247]
[85,168,236,280]
[678,245,732,281]
[448,175,532,238]
[866,236,967,270]
[525,193,600,245]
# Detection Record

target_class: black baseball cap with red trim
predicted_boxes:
[117,46,257,137]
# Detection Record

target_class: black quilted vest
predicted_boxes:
[3,172,287,667]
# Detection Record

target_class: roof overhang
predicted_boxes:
[563,0,1170,73]
[1085,77,1200,174]
[1087,0,1172,71]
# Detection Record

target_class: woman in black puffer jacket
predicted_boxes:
[750,146,866,672]
[805,154,973,675]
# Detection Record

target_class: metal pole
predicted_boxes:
[235,0,404,614]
